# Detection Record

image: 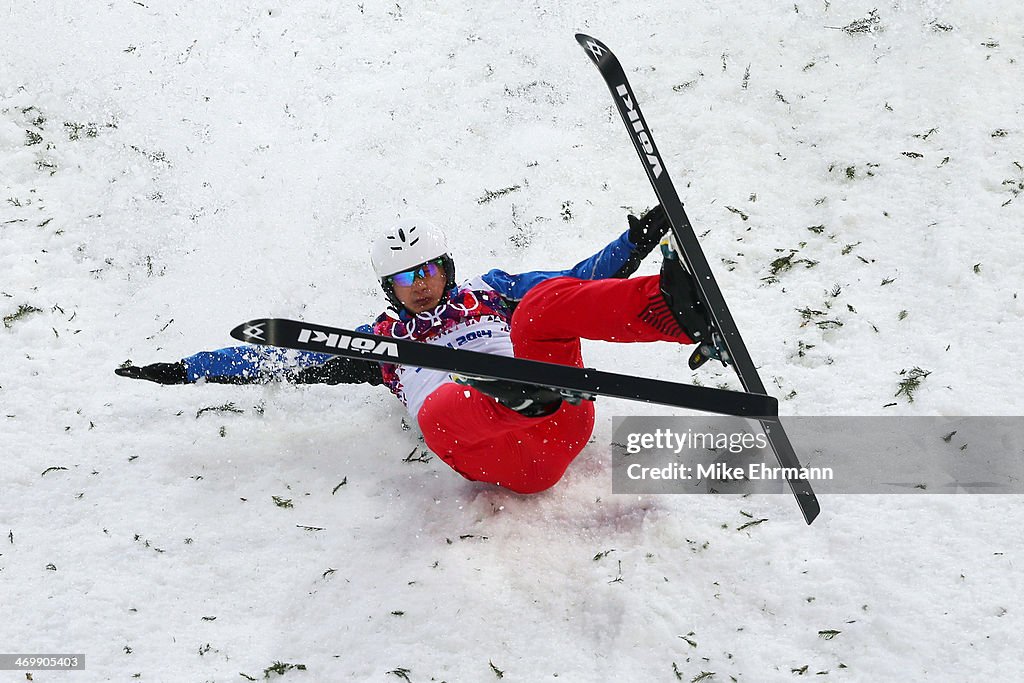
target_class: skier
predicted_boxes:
[116,206,722,493]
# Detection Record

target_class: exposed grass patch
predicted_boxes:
[762,249,819,283]
[477,184,521,204]
[3,304,43,328]
[895,367,931,402]
[828,9,881,34]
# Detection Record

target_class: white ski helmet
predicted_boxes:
[371,218,456,310]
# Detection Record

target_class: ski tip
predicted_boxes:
[230,319,272,345]
[574,34,613,64]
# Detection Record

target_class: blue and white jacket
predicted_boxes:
[182,230,645,419]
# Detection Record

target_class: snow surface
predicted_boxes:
[2,1,1023,681]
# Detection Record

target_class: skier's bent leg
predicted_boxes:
[511,275,692,364]
[419,276,674,491]
[419,382,595,493]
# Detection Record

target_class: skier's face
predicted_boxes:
[390,259,448,314]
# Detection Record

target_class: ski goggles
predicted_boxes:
[388,259,444,288]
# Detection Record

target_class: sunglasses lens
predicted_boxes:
[391,271,416,287]
[390,260,442,287]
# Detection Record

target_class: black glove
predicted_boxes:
[293,357,383,385]
[629,204,669,247]
[614,205,670,278]
[115,361,189,384]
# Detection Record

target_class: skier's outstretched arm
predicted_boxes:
[116,345,383,386]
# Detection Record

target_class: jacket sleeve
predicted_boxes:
[480,229,638,302]
[182,338,382,386]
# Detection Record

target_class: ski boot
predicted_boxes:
[452,375,595,418]
[658,233,732,371]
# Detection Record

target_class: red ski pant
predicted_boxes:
[418,275,691,494]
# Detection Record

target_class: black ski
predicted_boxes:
[230,318,777,418]
[576,34,820,524]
